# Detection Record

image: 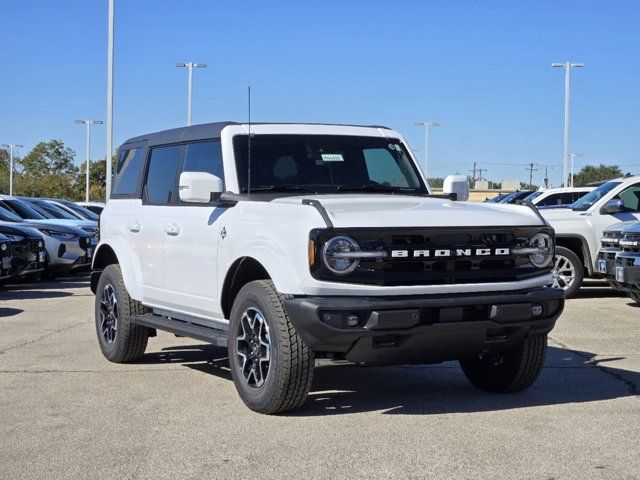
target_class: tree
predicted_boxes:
[0,149,9,194]
[14,140,80,199]
[573,164,623,187]
[428,177,444,188]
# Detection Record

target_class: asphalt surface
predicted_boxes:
[1,275,639,480]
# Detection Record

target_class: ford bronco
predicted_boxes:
[91,122,564,414]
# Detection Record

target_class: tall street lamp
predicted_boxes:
[552,62,584,187]
[414,121,442,180]
[105,0,115,202]
[569,153,583,188]
[1,144,23,195]
[176,62,206,126]
[75,120,103,202]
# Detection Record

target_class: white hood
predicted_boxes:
[273,194,545,228]
[27,219,97,229]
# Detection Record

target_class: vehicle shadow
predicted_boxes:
[0,273,89,300]
[137,344,640,416]
[0,307,24,317]
[573,285,626,299]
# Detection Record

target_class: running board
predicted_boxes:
[131,313,228,347]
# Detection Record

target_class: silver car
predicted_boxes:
[0,205,92,278]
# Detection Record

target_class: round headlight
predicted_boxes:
[37,240,44,248]
[0,243,7,252]
[529,233,553,268]
[322,235,360,275]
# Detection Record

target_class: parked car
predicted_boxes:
[616,223,640,303]
[0,204,91,278]
[497,190,535,204]
[1,195,99,243]
[91,121,564,414]
[39,198,100,222]
[0,233,13,282]
[522,187,594,208]
[77,201,106,216]
[484,193,508,203]
[0,221,46,282]
[595,221,638,293]
[541,176,640,297]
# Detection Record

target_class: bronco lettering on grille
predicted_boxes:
[390,248,510,258]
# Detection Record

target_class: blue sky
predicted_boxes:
[2,0,639,186]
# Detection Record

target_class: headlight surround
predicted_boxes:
[3,234,23,242]
[0,242,7,252]
[322,235,361,275]
[528,232,554,268]
[37,228,77,240]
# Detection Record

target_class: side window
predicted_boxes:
[363,148,410,188]
[182,141,224,186]
[144,145,181,205]
[560,193,575,204]
[113,148,144,196]
[538,194,558,206]
[615,184,640,212]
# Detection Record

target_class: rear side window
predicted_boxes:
[113,148,144,196]
[144,145,181,205]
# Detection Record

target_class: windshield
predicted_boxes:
[1,199,47,220]
[571,181,621,211]
[522,191,543,203]
[0,205,23,222]
[60,201,99,220]
[32,201,77,220]
[233,135,427,194]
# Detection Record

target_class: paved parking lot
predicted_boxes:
[1,275,639,480]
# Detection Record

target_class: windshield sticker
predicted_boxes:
[321,153,344,162]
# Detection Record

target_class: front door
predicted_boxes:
[162,140,226,321]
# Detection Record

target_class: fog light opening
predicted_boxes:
[57,244,66,258]
[531,304,543,317]
[346,313,360,327]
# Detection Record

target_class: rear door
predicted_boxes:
[135,144,182,306]
[162,140,225,321]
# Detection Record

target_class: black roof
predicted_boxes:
[121,121,392,148]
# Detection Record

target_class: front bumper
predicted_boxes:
[596,247,620,278]
[614,253,640,286]
[284,287,564,365]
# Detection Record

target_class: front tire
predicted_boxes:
[228,280,314,414]
[460,335,547,393]
[94,264,149,363]
[551,246,584,298]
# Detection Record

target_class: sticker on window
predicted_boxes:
[321,153,344,162]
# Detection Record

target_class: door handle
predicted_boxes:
[165,223,181,236]
[128,220,141,233]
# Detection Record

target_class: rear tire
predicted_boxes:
[460,335,547,393]
[228,280,314,414]
[94,264,149,363]
[551,246,584,298]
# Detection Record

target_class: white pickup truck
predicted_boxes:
[91,122,564,414]
[540,176,640,297]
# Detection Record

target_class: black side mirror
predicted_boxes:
[600,199,625,215]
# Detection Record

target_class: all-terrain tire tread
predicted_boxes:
[255,280,314,414]
[96,264,149,363]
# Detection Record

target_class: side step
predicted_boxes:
[132,313,228,347]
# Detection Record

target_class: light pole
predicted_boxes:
[413,121,442,180]
[75,120,103,202]
[105,0,114,202]
[176,62,206,126]
[552,62,584,187]
[1,144,23,195]
[569,153,583,188]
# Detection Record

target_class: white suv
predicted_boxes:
[91,122,564,414]
[541,176,640,297]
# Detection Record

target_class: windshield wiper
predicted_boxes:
[242,185,319,193]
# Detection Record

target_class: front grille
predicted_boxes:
[28,238,40,254]
[310,226,553,286]
[598,250,618,261]
[621,235,640,253]
[601,232,622,248]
